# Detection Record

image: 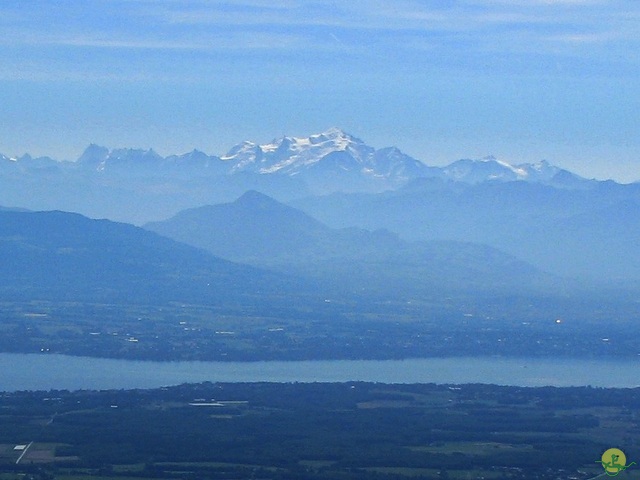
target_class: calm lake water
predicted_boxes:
[1,353,640,392]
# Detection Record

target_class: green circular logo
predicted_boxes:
[599,448,636,476]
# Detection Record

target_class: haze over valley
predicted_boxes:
[3,127,639,282]
[0,129,638,363]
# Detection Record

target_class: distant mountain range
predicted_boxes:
[2,128,638,284]
[0,204,559,306]
[292,179,640,281]
[0,128,605,223]
[0,209,301,304]
[145,191,559,297]
[218,128,441,193]
[3,128,594,188]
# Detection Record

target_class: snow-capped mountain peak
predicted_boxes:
[214,130,589,192]
[309,127,364,147]
[221,141,263,171]
[216,128,429,192]
[440,156,586,186]
[443,157,521,183]
[76,145,165,173]
[35,129,589,194]
[222,128,373,175]
[515,160,558,181]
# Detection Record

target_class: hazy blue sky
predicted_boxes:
[1,0,639,181]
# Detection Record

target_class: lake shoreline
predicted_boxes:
[2,353,640,392]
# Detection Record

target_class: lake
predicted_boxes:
[1,353,640,392]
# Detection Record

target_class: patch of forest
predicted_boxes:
[0,382,639,479]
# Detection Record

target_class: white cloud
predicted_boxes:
[2,0,639,80]
[546,32,618,44]
[465,0,605,5]
[3,32,308,52]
